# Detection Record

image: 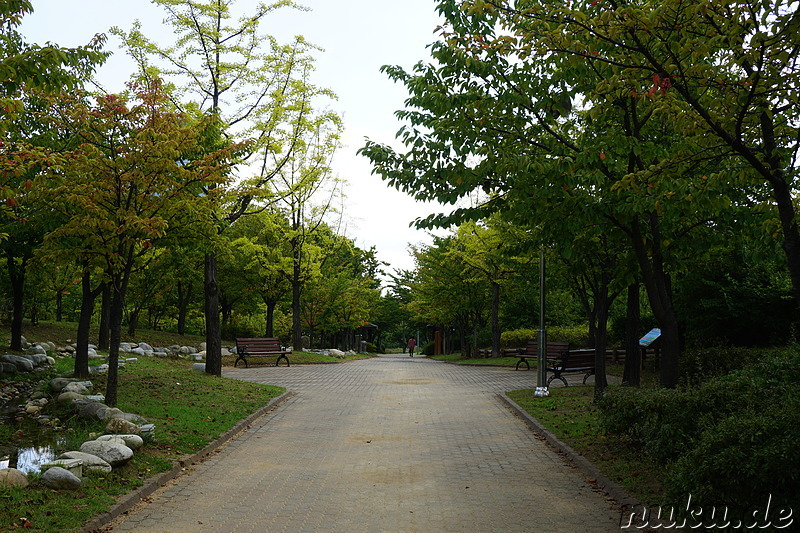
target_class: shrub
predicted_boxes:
[599,350,800,515]
[421,341,435,356]
[679,345,766,385]
[666,397,800,513]
[500,325,589,349]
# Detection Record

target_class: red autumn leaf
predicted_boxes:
[599,152,606,160]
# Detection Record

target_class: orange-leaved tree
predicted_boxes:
[46,80,241,404]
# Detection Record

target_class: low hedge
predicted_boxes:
[500,326,589,349]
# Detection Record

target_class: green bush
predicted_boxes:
[666,397,800,512]
[500,325,589,349]
[679,345,769,385]
[421,340,435,356]
[365,342,377,353]
[598,350,800,514]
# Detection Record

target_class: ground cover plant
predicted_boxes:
[1,352,284,531]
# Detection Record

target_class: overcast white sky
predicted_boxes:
[20,0,450,278]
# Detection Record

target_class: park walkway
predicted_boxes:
[108,354,623,532]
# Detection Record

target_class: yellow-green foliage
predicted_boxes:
[501,326,589,348]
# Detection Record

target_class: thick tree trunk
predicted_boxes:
[593,286,610,397]
[265,299,276,337]
[490,281,501,358]
[623,282,642,386]
[204,253,222,376]
[105,285,126,407]
[98,282,111,351]
[75,268,96,379]
[771,176,800,312]
[630,216,681,388]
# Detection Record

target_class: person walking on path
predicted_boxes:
[408,337,417,357]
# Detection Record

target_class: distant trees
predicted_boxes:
[360,0,798,387]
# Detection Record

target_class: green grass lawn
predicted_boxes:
[506,386,666,505]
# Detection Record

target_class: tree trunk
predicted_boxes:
[292,256,302,349]
[56,291,64,322]
[204,253,222,376]
[127,307,141,336]
[593,286,610,397]
[8,256,25,352]
[490,281,501,358]
[105,284,125,407]
[623,282,642,386]
[630,215,681,388]
[98,282,111,351]
[771,175,800,314]
[176,279,191,336]
[265,300,276,337]
[75,267,96,378]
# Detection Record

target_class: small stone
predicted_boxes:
[192,363,206,372]
[0,468,29,488]
[42,466,82,490]
[97,434,144,450]
[109,412,148,424]
[105,417,141,435]
[41,459,83,478]
[58,451,112,473]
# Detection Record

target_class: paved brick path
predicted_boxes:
[108,355,622,532]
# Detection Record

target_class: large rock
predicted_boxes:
[57,391,86,404]
[138,342,153,352]
[87,347,102,360]
[328,349,346,359]
[97,434,144,450]
[63,382,90,395]
[0,362,16,374]
[76,401,109,420]
[42,466,82,490]
[59,451,112,473]
[0,468,28,488]
[50,377,79,392]
[96,407,124,420]
[1,354,34,372]
[79,440,134,466]
[105,417,141,435]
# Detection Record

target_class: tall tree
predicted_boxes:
[115,0,337,375]
[47,81,236,404]
[360,0,749,387]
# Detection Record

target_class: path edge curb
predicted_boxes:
[497,392,640,513]
[82,390,295,532]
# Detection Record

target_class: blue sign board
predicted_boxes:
[639,328,661,347]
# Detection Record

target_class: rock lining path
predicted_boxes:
[108,354,623,532]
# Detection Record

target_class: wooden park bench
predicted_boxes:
[515,340,570,371]
[234,337,291,368]
[546,348,596,386]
